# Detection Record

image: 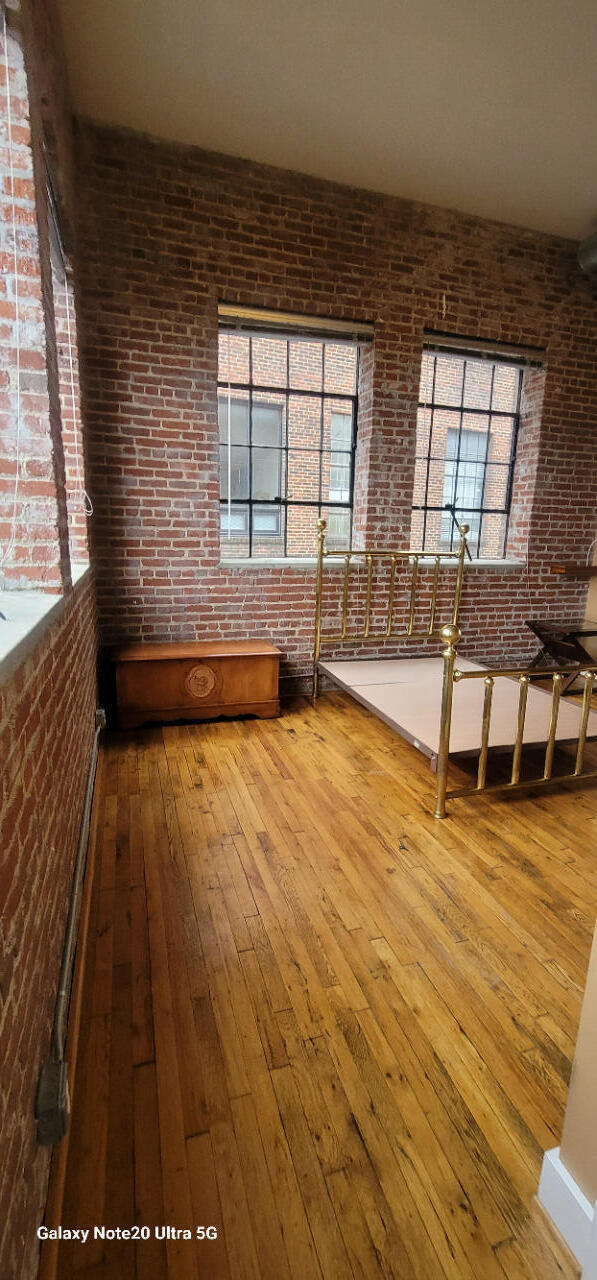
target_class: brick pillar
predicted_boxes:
[361,324,419,546]
[506,366,545,561]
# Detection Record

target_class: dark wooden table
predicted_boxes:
[526,618,597,691]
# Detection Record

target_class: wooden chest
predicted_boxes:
[114,639,281,729]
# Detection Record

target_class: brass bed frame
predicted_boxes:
[313,518,597,817]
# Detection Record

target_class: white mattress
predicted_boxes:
[319,657,597,759]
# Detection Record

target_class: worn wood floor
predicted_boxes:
[51,692,597,1279]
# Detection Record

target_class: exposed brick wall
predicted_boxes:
[74,125,597,686]
[0,573,97,1280]
[0,10,69,589]
[0,0,89,589]
[0,3,98,1276]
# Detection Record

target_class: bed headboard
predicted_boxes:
[313,517,469,692]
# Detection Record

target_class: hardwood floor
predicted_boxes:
[49,692,597,1279]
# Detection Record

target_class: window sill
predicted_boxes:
[222,557,323,569]
[0,563,91,686]
[221,556,526,571]
[456,558,526,570]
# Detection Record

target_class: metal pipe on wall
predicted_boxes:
[35,708,106,1146]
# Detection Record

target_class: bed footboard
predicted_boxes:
[434,624,597,817]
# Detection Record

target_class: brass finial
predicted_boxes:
[317,518,327,532]
[439,623,461,650]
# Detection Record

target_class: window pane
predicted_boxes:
[445,424,488,462]
[415,406,432,456]
[321,506,350,549]
[419,351,435,403]
[289,339,322,391]
[452,461,485,507]
[253,504,282,534]
[252,448,283,501]
[458,423,488,460]
[220,504,248,534]
[433,354,464,407]
[253,399,283,446]
[426,458,451,510]
[288,394,321,449]
[412,457,427,507]
[220,503,250,557]
[324,343,358,395]
[286,504,318,556]
[430,407,460,457]
[287,450,320,501]
[449,508,481,549]
[218,394,249,444]
[220,444,249,499]
[324,404,353,450]
[218,332,250,384]
[486,415,515,463]
[482,463,510,509]
[491,364,520,412]
[424,508,445,548]
[322,452,351,503]
[251,335,287,386]
[251,505,285,557]
[410,507,425,551]
[463,359,492,410]
[479,512,508,558]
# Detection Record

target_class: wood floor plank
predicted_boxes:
[230,1092,293,1279]
[210,1120,262,1280]
[133,1062,168,1279]
[271,1064,353,1280]
[59,1012,111,1274]
[186,1132,230,1280]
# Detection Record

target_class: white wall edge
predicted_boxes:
[0,566,91,687]
[538,1147,596,1272]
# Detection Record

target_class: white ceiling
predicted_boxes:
[58,0,597,240]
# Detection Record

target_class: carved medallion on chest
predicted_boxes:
[185,663,217,699]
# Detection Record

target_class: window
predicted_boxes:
[411,345,523,559]
[218,330,359,557]
[47,169,90,563]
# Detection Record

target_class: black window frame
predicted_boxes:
[412,346,524,560]
[218,330,359,557]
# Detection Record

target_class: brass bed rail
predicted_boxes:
[434,623,597,818]
[313,517,469,698]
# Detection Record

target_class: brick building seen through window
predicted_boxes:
[47,173,89,563]
[411,347,523,559]
[217,329,359,558]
